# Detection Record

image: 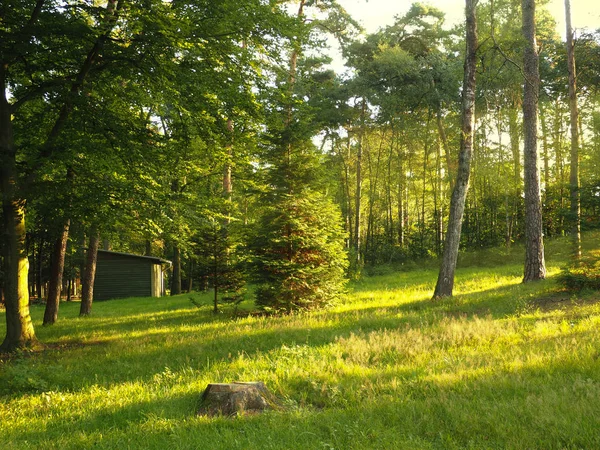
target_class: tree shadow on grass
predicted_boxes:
[2,269,596,400]
[388,273,567,319]
[4,340,600,450]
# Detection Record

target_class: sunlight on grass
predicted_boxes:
[2,235,600,449]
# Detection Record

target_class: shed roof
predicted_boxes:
[97,249,172,266]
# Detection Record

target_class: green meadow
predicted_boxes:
[2,235,600,449]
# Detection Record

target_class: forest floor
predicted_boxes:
[2,233,600,449]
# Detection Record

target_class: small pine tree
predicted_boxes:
[196,217,246,313]
[251,190,348,312]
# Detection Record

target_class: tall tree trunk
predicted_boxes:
[540,107,552,236]
[386,132,395,250]
[437,107,453,190]
[522,0,546,281]
[553,100,566,234]
[397,141,405,247]
[223,119,233,204]
[78,233,86,300]
[354,100,365,266]
[507,104,521,245]
[342,135,354,249]
[365,130,384,263]
[34,236,41,299]
[43,220,70,325]
[435,135,444,254]
[171,245,182,295]
[433,0,478,299]
[79,231,99,316]
[284,0,305,182]
[565,0,581,259]
[212,225,219,314]
[0,64,37,351]
[421,134,430,254]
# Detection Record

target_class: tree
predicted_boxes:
[1,60,36,349]
[433,0,478,298]
[79,232,99,317]
[522,0,546,281]
[196,215,246,313]
[252,0,354,311]
[252,191,348,312]
[1,0,292,347]
[565,0,581,259]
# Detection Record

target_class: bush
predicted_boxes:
[558,257,600,291]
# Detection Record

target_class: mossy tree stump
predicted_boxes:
[198,382,276,416]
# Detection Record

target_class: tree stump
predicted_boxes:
[198,382,277,416]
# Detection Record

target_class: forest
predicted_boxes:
[1,0,600,354]
[3,1,600,448]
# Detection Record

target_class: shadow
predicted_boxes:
[3,262,600,449]
[0,268,580,395]
[4,335,600,450]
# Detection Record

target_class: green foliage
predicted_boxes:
[195,216,247,310]
[251,191,348,312]
[558,256,600,291]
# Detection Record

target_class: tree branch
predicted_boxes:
[40,0,123,159]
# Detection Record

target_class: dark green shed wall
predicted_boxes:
[94,252,157,301]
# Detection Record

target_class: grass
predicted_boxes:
[1,234,600,449]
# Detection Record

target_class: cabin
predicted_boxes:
[93,250,171,301]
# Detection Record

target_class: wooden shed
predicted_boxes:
[93,250,171,301]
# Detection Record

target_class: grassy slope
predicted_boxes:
[1,235,600,449]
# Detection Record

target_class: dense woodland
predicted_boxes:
[1,0,599,352]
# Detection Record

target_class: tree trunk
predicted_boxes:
[433,0,477,299]
[171,245,182,295]
[354,100,365,266]
[341,135,353,249]
[43,220,70,325]
[397,141,405,247]
[79,231,99,316]
[420,133,429,255]
[0,65,37,352]
[386,132,395,250]
[522,0,546,281]
[66,277,72,302]
[435,135,444,254]
[0,0,121,348]
[507,104,521,245]
[187,259,194,293]
[224,119,233,203]
[540,107,553,236]
[437,107,453,190]
[213,227,219,313]
[565,0,581,259]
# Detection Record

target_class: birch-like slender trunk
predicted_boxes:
[433,0,478,299]
[565,0,581,259]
